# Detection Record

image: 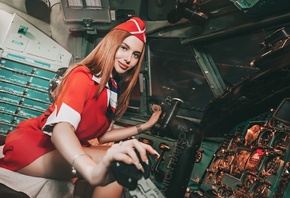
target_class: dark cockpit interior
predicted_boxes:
[1,0,290,197]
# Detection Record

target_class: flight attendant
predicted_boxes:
[0,16,162,197]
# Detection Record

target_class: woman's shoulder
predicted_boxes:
[69,65,92,79]
[71,64,90,73]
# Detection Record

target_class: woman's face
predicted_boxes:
[114,35,144,74]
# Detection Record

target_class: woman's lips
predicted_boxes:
[118,61,128,70]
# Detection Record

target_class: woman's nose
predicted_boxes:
[124,54,131,64]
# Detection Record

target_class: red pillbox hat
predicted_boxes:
[113,17,146,44]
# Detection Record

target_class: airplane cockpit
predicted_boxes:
[1,0,290,197]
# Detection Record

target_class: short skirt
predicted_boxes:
[0,126,55,171]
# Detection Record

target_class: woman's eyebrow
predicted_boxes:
[122,42,142,54]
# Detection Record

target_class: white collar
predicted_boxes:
[92,75,110,88]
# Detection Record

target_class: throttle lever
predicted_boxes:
[152,143,171,182]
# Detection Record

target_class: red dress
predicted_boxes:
[0,65,112,170]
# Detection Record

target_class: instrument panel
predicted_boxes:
[136,103,290,197]
[0,9,71,136]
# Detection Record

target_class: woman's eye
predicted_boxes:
[121,46,127,51]
[133,53,141,59]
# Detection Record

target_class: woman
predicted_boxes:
[0,17,162,197]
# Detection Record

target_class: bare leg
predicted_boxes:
[91,181,123,198]
[18,145,123,197]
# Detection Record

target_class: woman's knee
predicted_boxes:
[91,181,123,198]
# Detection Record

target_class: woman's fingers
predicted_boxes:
[151,104,161,112]
[107,139,159,171]
[148,107,162,127]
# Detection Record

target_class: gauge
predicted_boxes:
[209,157,222,172]
[264,157,280,176]
[242,174,255,189]
[205,172,214,183]
[257,130,273,148]
[272,132,288,150]
[228,137,240,151]
[244,124,262,146]
[231,150,251,177]
[253,184,269,198]
[213,170,224,184]
[220,154,235,172]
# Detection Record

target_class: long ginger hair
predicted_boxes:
[53,29,145,119]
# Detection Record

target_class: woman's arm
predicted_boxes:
[98,105,162,144]
[51,122,157,186]
[51,122,105,185]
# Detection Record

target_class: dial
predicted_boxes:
[272,132,288,150]
[258,130,273,148]
[263,157,280,176]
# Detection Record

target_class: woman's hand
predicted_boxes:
[101,139,158,171]
[98,104,162,143]
[141,104,162,131]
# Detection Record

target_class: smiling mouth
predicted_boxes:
[118,62,128,70]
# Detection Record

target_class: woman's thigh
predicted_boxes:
[18,145,123,198]
[18,145,111,180]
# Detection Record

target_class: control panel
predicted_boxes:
[0,9,71,137]
[134,98,290,198]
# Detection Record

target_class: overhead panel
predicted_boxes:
[61,0,111,23]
